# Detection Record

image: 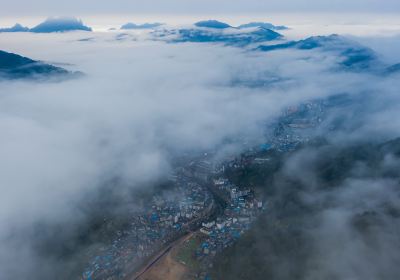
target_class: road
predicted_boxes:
[125,177,225,280]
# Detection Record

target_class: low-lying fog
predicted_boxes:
[1,23,400,279]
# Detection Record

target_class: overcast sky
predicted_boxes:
[2,0,400,17]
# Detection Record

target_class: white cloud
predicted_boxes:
[1,27,400,279]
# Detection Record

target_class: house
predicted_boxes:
[200,228,212,236]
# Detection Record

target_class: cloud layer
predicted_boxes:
[1,25,400,279]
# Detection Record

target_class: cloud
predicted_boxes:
[287,146,400,280]
[213,139,400,280]
[1,27,400,279]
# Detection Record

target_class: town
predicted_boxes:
[81,96,336,280]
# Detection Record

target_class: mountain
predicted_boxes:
[258,35,377,70]
[0,23,29,32]
[258,34,345,51]
[120,22,163,30]
[238,22,288,30]
[211,138,400,280]
[0,18,92,33]
[155,27,282,46]
[194,20,232,29]
[30,17,92,33]
[385,63,400,74]
[175,27,282,46]
[0,50,80,80]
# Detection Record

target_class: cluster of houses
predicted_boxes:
[182,100,327,278]
[81,178,213,280]
[192,177,265,279]
[270,100,326,152]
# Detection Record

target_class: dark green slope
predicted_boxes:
[212,139,400,280]
[0,50,80,80]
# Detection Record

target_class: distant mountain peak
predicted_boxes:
[385,63,400,74]
[30,17,92,33]
[0,23,30,33]
[238,22,288,30]
[257,34,378,71]
[154,25,282,47]
[194,20,232,29]
[120,22,163,30]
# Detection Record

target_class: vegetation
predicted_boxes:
[175,234,203,270]
[211,138,400,280]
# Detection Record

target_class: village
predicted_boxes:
[81,98,328,280]
[180,176,266,280]
[81,174,214,280]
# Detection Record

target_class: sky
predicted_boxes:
[2,0,400,16]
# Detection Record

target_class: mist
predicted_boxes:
[1,23,400,279]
